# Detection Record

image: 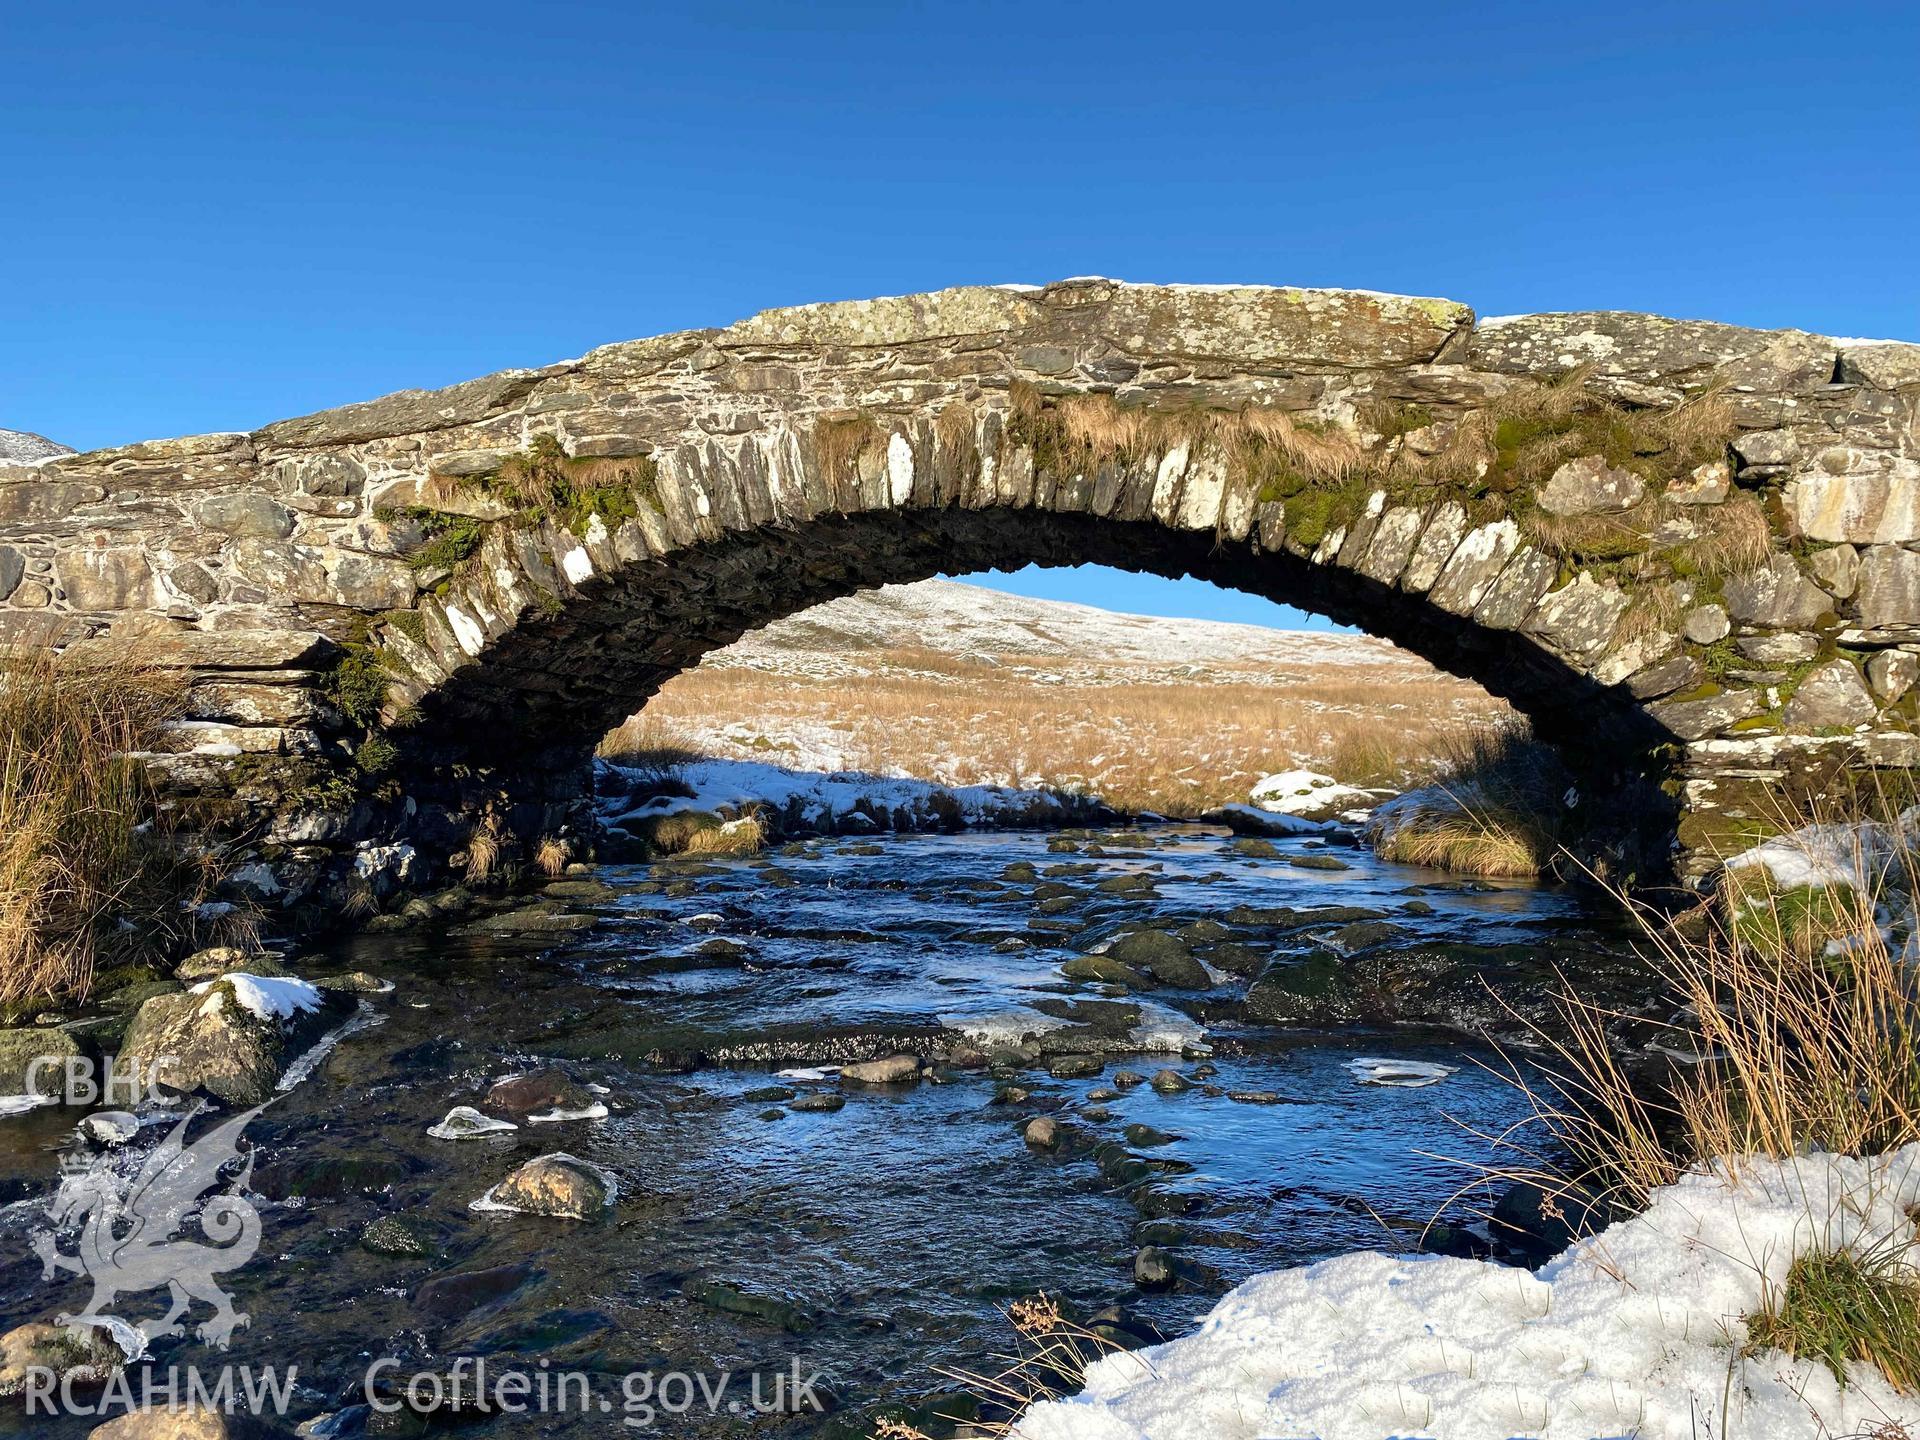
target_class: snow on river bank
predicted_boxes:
[597,755,1109,836]
[1016,1148,1920,1439]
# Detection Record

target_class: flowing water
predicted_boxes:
[0,825,1630,1436]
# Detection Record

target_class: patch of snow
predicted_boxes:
[1128,1003,1210,1055]
[78,1111,142,1145]
[189,973,324,1023]
[526,1101,610,1124]
[1249,770,1377,819]
[711,578,1413,680]
[941,1009,1074,1045]
[776,1066,839,1082]
[1017,1147,1920,1440]
[0,1092,59,1118]
[1723,812,1920,894]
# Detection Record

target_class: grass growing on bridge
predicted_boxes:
[0,648,205,1006]
[439,435,658,536]
[1004,367,1742,563]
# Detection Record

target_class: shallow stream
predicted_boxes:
[0,824,1631,1436]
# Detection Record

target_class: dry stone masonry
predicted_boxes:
[4,280,1917,915]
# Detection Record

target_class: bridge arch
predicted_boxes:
[6,280,1917,911]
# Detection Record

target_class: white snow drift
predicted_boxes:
[1017,1149,1920,1440]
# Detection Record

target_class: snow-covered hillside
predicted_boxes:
[711,577,1424,685]
[0,427,72,464]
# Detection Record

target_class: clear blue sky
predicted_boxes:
[5,1,1915,628]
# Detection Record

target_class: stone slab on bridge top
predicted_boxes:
[3,279,1918,905]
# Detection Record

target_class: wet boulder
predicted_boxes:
[1194,941,1267,978]
[1226,837,1280,859]
[1323,919,1411,953]
[840,1055,921,1086]
[1046,1053,1103,1080]
[1225,904,1385,931]
[89,1404,276,1439]
[175,947,291,982]
[361,1215,446,1260]
[414,1260,540,1321]
[1243,952,1367,1026]
[1285,853,1352,872]
[1491,1181,1607,1262]
[120,974,342,1104]
[0,1321,122,1397]
[1060,955,1154,989]
[484,1069,599,1119]
[0,1025,84,1099]
[1242,939,1651,1042]
[684,1278,815,1334]
[473,1153,614,1220]
[1102,930,1210,989]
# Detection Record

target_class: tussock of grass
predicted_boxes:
[459,813,504,884]
[1746,1246,1920,1392]
[534,835,572,877]
[407,437,658,578]
[1374,810,1545,877]
[1367,722,1568,878]
[680,813,766,856]
[1324,728,1408,790]
[814,414,889,487]
[1491,807,1920,1224]
[0,647,204,1005]
[477,436,655,532]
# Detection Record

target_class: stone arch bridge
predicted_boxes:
[5,280,1918,912]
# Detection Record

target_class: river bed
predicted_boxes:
[0,824,1634,1436]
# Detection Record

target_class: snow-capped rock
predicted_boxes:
[1249,769,1379,821]
[0,427,73,465]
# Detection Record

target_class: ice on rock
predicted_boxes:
[427,1105,519,1140]
[1344,1056,1456,1087]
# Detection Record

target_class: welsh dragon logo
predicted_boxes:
[29,1103,267,1350]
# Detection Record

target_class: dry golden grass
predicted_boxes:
[869,1292,1145,1439]
[1493,820,1920,1217]
[535,835,572,877]
[1007,366,1736,522]
[1367,722,1568,878]
[459,812,504,883]
[1373,812,1545,878]
[611,647,1507,818]
[680,813,767,856]
[1011,379,1371,488]
[0,646,188,1006]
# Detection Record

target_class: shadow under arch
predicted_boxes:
[387,506,1680,883]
